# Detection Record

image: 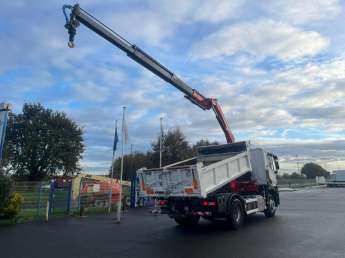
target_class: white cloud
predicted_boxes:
[104,0,243,46]
[274,57,345,85]
[191,0,243,23]
[72,82,111,102]
[265,0,342,24]
[191,19,329,61]
[187,53,345,141]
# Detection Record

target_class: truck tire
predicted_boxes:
[227,198,244,230]
[174,216,200,227]
[264,193,276,218]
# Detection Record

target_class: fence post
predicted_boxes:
[108,182,112,213]
[130,177,136,208]
[78,177,83,216]
[45,200,49,222]
[48,179,55,217]
[66,180,72,215]
[36,181,42,219]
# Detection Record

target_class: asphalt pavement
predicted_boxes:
[1,187,345,258]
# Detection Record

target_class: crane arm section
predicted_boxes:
[62,4,235,143]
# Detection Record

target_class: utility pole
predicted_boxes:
[0,103,11,169]
[159,117,163,168]
[296,155,300,175]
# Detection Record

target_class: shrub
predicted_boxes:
[0,174,12,210]
[2,193,24,219]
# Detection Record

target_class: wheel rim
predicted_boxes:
[232,203,241,223]
[269,198,276,213]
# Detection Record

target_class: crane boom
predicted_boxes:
[62,4,235,143]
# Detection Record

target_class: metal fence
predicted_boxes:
[69,177,130,214]
[277,178,317,188]
[78,177,116,215]
[12,180,72,221]
[11,178,131,221]
[12,181,50,221]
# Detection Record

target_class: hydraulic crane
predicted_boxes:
[62,4,235,143]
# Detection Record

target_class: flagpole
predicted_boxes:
[108,120,117,213]
[159,117,163,168]
[116,106,126,223]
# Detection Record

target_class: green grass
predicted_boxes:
[0,218,17,226]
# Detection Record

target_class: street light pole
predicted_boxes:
[296,155,300,175]
[0,103,11,169]
[159,117,163,168]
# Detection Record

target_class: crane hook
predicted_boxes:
[68,41,75,48]
[62,4,79,48]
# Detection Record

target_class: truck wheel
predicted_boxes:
[227,199,244,230]
[264,193,276,218]
[174,216,200,227]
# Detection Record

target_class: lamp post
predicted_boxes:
[159,117,163,168]
[0,103,12,168]
[296,155,300,175]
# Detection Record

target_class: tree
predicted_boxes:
[111,128,196,180]
[301,162,330,179]
[109,130,221,180]
[3,103,84,180]
[111,152,154,181]
[0,174,12,212]
[151,128,193,167]
[289,172,305,179]
[278,172,305,180]
[192,139,219,155]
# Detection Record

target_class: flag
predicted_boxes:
[113,122,119,156]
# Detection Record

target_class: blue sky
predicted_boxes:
[1,0,345,174]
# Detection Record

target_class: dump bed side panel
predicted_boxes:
[138,148,253,198]
[198,152,252,197]
[137,166,200,197]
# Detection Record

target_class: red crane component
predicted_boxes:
[186,90,235,143]
[62,4,235,143]
[211,99,235,143]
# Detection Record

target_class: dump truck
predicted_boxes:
[137,141,280,229]
[61,5,281,228]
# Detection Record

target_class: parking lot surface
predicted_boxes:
[1,187,345,258]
